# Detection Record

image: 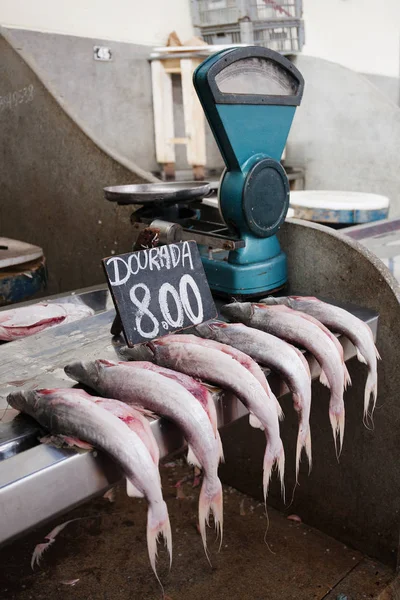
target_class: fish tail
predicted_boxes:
[199,477,224,557]
[216,430,225,464]
[329,403,345,459]
[263,443,285,503]
[295,426,312,483]
[363,370,378,428]
[146,500,172,585]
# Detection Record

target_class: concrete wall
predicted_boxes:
[3,27,225,175]
[287,55,400,215]
[0,0,194,47]
[303,0,400,78]
[0,29,155,296]
[220,218,400,567]
[5,28,158,174]
[364,73,400,107]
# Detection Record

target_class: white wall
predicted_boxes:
[303,0,400,77]
[0,0,194,46]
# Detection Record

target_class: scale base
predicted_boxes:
[201,248,287,299]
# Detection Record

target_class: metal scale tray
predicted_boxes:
[0,286,378,546]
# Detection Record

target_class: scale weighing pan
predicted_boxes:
[104,182,211,205]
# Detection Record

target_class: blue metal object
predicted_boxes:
[0,258,47,307]
[193,46,304,297]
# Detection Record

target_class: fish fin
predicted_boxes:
[199,478,223,558]
[344,364,352,389]
[132,406,158,420]
[363,371,378,427]
[276,399,285,421]
[329,405,345,459]
[186,445,202,469]
[319,370,330,388]
[375,345,381,360]
[295,427,312,483]
[356,349,368,365]
[263,444,285,503]
[202,382,222,395]
[39,434,93,450]
[147,500,172,587]
[31,539,55,569]
[126,479,144,498]
[216,430,225,464]
[249,413,264,430]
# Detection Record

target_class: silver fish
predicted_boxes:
[90,397,160,467]
[221,302,346,455]
[155,334,284,424]
[195,320,312,480]
[116,361,224,465]
[7,387,171,580]
[129,334,285,501]
[64,360,222,555]
[261,296,380,423]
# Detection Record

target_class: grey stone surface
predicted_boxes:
[288,55,400,215]
[0,29,153,296]
[219,219,400,567]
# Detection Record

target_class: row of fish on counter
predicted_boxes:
[5,296,380,582]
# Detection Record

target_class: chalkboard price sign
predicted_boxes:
[103,241,217,346]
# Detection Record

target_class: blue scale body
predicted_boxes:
[193,47,304,297]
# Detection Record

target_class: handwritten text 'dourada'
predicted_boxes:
[106,242,193,287]
[103,241,216,346]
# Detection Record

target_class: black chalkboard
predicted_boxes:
[102,241,217,347]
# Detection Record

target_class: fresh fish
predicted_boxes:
[0,302,94,341]
[271,306,352,390]
[7,388,171,580]
[221,302,346,455]
[151,334,284,423]
[261,296,380,422]
[195,320,312,479]
[125,334,285,501]
[91,397,160,467]
[117,361,224,465]
[64,360,222,555]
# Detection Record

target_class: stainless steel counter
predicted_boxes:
[0,287,378,546]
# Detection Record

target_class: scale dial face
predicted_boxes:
[215,56,299,97]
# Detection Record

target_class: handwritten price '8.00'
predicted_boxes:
[130,275,203,338]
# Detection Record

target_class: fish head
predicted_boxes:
[64,360,102,389]
[194,320,225,340]
[220,302,253,324]
[7,390,29,412]
[118,343,155,362]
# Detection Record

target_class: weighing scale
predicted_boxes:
[105,46,304,298]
